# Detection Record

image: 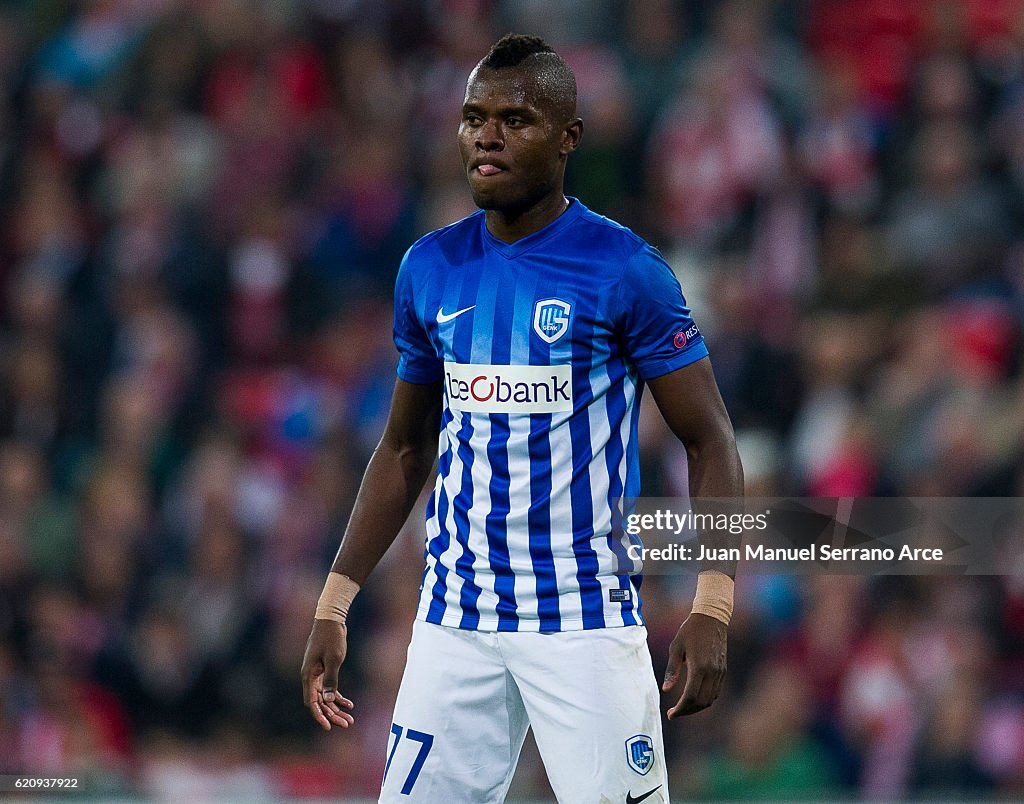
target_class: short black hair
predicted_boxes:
[475,33,577,121]
[482,34,555,69]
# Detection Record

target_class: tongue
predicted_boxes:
[478,165,502,176]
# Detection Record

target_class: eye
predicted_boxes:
[462,113,483,126]
[506,116,523,127]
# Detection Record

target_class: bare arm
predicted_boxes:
[648,356,744,555]
[647,356,743,718]
[331,378,442,583]
[301,378,441,730]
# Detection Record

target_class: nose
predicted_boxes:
[476,118,503,151]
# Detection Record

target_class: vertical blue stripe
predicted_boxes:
[623,381,643,501]
[487,414,516,629]
[509,269,539,364]
[528,416,559,630]
[508,270,539,629]
[625,378,645,623]
[425,407,455,624]
[604,355,638,626]
[420,475,435,594]
[451,269,484,629]
[482,265,518,630]
[453,412,481,628]
[423,262,470,624]
[421,259,468,625]
[567,285,605,629]
[527,292,560,632]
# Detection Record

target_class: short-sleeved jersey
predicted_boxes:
[394,199,707,632]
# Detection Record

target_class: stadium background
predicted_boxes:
[0,0,1022,799]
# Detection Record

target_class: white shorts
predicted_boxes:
[378,621,669,804]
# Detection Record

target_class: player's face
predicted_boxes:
[458,67,572,213]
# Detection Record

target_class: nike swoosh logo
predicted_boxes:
[437,305,476,324]
[626,785,662,804]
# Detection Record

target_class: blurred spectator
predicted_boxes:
[886,119,1012,295]
[562,43,635,219]
[799,60,881,214]
[696,660,840,799]
[618,0,691,143]
[648,49,784,248]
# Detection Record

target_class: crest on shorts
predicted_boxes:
[625,734,655,776]
[533,299,571,344]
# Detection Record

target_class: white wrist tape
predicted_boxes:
[314,572,360,624]
[690,571,734,626]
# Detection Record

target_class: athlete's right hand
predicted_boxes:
[301,619,355,731]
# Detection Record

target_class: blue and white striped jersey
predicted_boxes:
[394,199,707,632]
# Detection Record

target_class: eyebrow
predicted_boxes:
[462,102,539,117]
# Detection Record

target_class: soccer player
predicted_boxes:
[301,34,743,803]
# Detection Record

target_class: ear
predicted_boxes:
[560,117,584,155]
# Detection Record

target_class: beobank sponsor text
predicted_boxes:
[444,362,573,413]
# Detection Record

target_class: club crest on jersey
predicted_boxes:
[626,734,655,776]
[533,299,571,344]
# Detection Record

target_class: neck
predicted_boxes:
[484,193,570,243]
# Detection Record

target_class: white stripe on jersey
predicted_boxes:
[587,361,626,627]
[463,411,500,626]
[545,408,582,628]
[506,413,536,619]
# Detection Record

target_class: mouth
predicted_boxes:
[473,162,507,176]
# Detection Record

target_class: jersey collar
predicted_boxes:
[480,197,584,259]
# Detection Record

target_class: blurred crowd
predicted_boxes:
[0,0,1023,799]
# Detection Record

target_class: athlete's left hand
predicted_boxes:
[661,612,727,719]
[301,619,355,731]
